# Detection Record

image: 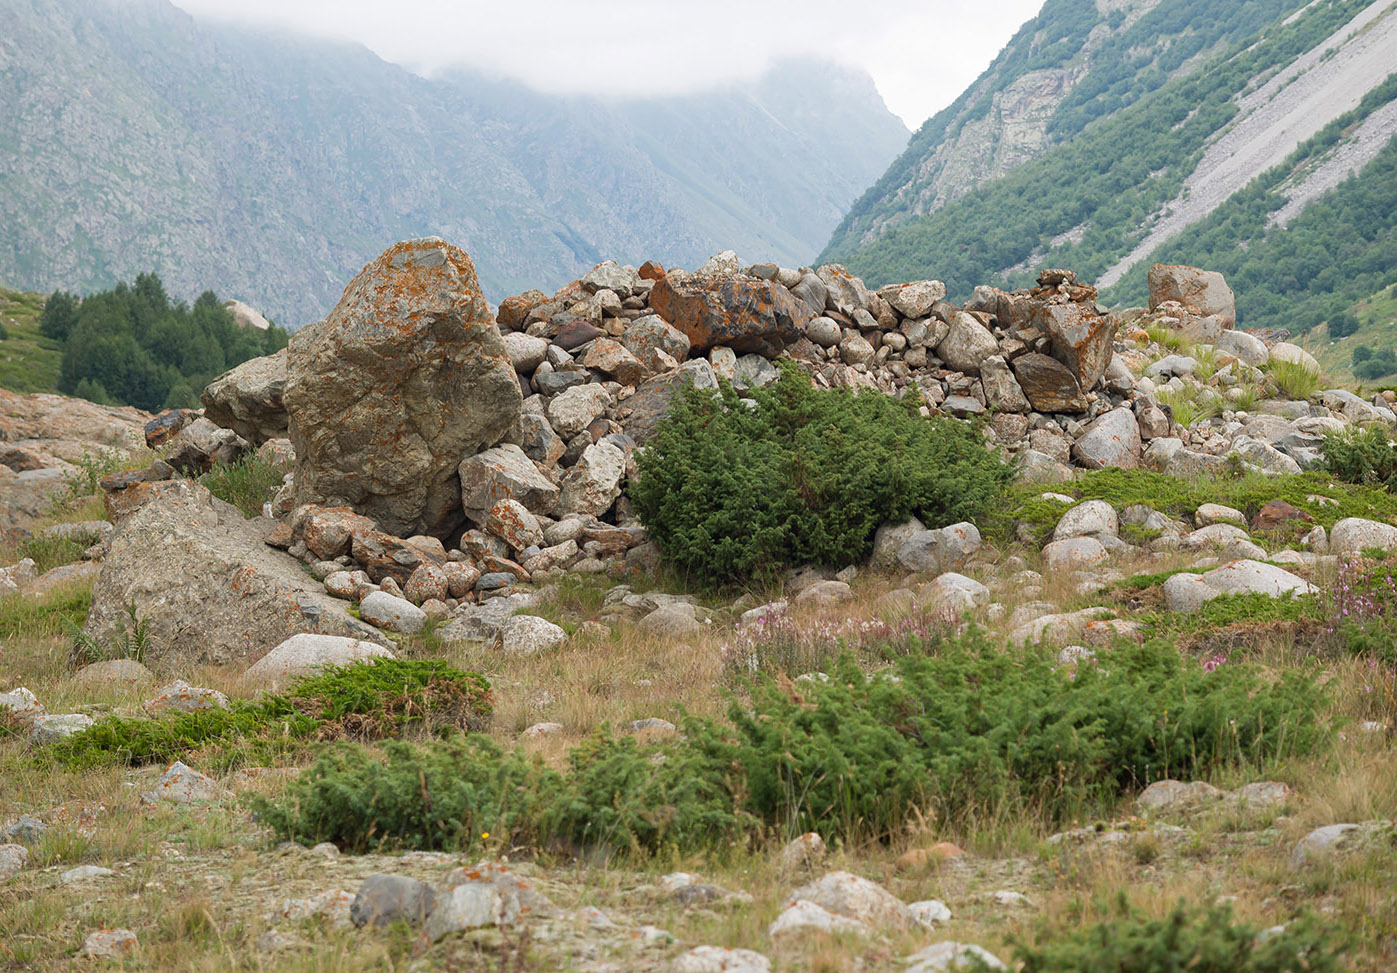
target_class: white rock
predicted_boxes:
[909,899,953,927]
[0,844,28,882]
[1195,503,1245,527]
[784,870,913,930]
[1330,518,1397,554]
[1289,823,1362,868]
[502,333,549,372]
[1269,342,1320,374]
[143,761,222,804]
[546,384,614,439]
[144,680,229,715]
[1041,536,1108,573]
[245,633,394,687]
[495,615,567,655]
[424,884,517,942]
[1053,500,1118,541]
[905,941,1006,972]
[60,865,115,884]
[1164,560,1317,612]
[79,929,138,957]
[768,899,869,937]
[917,572,990,614]
[29,713,93,744]
[1215,330,1268,366]
[794,580,853,606]
[0,687,44,724]
[523,721,563,738]
[672,946,771,973]
[778,832,827,870]
[359,591,427,634]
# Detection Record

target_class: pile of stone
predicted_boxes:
[69,238,1397,664]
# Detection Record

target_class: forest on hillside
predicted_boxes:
[38,274,288,411]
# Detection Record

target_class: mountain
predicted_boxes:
[822,0,1397,335]
[0,0,908,328]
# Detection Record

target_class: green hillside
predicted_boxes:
[1317,281,1397,386]
[822,0,1397,338]
[0,287,61,394]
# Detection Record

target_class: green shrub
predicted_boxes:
[1322,425,1397,490]
[283,659,493,738]
[202,451,286,518]
[702,635,1327,839]
[44,659,493,769]
[256,636,1328,854]
[991,468,1397,547]
[1005,898,1344,973]
[631,363,1014,587]
[58,448,131,504]
[249,736,558,853]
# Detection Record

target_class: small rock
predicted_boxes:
[359,590,427,634]
[423,884,518,942]
[523,721,563,738]
[245,633,394,687]
[779,832,827,870]
[60,865,115,884]
[0,816,46,845]
[910,900,953,927]
[0,844,28,882]
[768,899,869,937]
[29,713,94,744]
[672,946,772,973]
[144,680,229,715]
[79,929,138,958]
[1041,536,1108,573]
[1136,779,1225,811]
[784,870,912,930]
[350,874,437,928]
[142,761,222,804]
[627,717,676,734]
[905,941,1006,972]
[495,615,567,655]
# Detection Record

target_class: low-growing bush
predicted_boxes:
[705,634,1327,839]
[631,362,1014,587]
[1004,898,1344,972]
[256,635,1328,854]
[44,659,493,769]
[1322,425,1397,490]
[992,468,1397,546]
[202,451,286,518]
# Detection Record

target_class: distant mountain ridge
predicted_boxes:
[0,0,908,327]
[822,0,1397,336]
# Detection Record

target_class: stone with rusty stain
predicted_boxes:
[460,443,560,523]
[301,506,378,561]
[581,337,646,385]
[649,271,811,356]
[1251,499,1313,533]
[485,499,543,552]
[1033,302,1116,390]
[1009,353,1088,414]
[143,409,199,449]
[1148,264,1236,327]
[285,239,521,541]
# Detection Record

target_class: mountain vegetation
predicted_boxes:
[822,0,1397,337]
[40,274,288,410]
[0,0,907,328]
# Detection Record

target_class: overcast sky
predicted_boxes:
[169,0,1046,128]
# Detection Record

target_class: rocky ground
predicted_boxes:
[2,246,1396,970]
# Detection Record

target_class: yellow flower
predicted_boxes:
[481,832,490,839]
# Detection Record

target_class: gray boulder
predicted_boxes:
[936,313,998,375]
[285,239,521,540]
[1073,408,1141,470]
[201,350,289,446]
[85,481,386,670]
[351,874,436,928]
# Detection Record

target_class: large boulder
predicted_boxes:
[648,271,812,356]
[284,239,521,540]
[936,313,998,375]
[1073,408,1141,470]
[200,350,288,446]
[1034,303,1116,390]
[1147,264,1236,327]
[84,481,386,670]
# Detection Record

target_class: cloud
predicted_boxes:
[169,0,1044,127]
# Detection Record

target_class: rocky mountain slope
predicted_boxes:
[822,0,1397,334]
[0,0,907,327]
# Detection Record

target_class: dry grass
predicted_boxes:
[3,512,1397,969]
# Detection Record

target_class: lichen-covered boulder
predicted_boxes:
[648,271,811,356]
[200,350,288,446]
[285,239,521,540]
